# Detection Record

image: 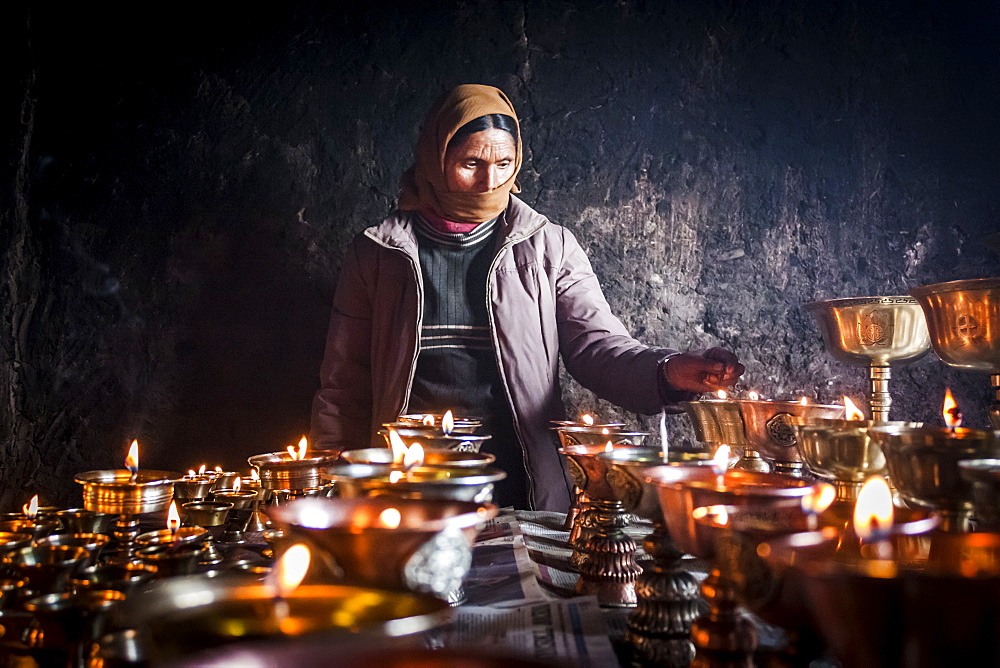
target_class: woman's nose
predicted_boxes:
[485,166,501,191]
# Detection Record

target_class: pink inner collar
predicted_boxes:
[420,209,481,234]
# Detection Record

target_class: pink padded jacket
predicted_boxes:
[310,196,676,511]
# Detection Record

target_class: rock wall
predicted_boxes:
[3,1,999,507]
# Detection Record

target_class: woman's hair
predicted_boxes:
[447,113,518,150]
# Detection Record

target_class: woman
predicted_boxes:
[311,84,743,511]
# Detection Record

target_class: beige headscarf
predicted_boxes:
[397,84,522,224]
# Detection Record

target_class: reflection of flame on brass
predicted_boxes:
[943,388,962,429]
[22,495,38,518]
[692,504,729,526]
[581,413,595,426]
[378,508,402,529]
[801,482,836,516]
[844,396,865,421]
[167,501,181,534]
[125,440,140,472]
[717,389,728,400]
[605,441,614,453]
[421,414,435,427]
[711,445,731,477]
[442,410,455,435]
[748,390,760,401]
[251,467,260,481]
[403,442,424,468]
[601,427,610,436]
[389,470,404,484]
[854,475,894,541]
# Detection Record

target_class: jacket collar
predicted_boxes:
[365,195,548,253]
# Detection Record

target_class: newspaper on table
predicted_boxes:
[445,597,619,668]
[445,510,618,665]
[463,510,550,604]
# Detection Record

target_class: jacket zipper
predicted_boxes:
[366,227,424,419]
[486,219,546,510]
[400,250,424,414]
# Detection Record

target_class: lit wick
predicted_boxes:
[268,543,311,634]
[167,501,181,541]
[711,445,731,489]
[125,440,140,483]
[22,494,39,519]
[286,436,308,461]
[943,388,962,434]
[801,482,836,531]
[854,475,894,560]
[843,396,866,421]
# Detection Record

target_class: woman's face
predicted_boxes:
[444,128,517,193]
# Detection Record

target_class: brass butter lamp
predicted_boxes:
[910,277,1000,429]
[803,296,931,421]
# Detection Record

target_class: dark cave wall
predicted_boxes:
[3,1,999,508]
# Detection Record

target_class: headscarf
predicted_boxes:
[397,84,522,224]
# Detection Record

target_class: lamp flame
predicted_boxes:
[581,413,595,426]
[717,389,728,400]
[272,543,311,598]
[844,396,865,421]
[711,445,731,477]
[187,469,196,478]
[853,475,894,541]
[402,442,424,468]
[214,466,223,474]
[421,414,435,427]
[799,396,810,405]
[389,429,408,464]
[378,508,402,529]
[605,441,614,453]
[125,440,140,473]
[287,437,308,461]
[167,501,181,533]
[233,477,242,492]
[943,388,962,429]
[601,427,610,436]
[442,410,455,435]
[801,482,836,516]
[198,464,206,476]
[251,467,260,481]
[748,390,760,401]
[22,495,38,518]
